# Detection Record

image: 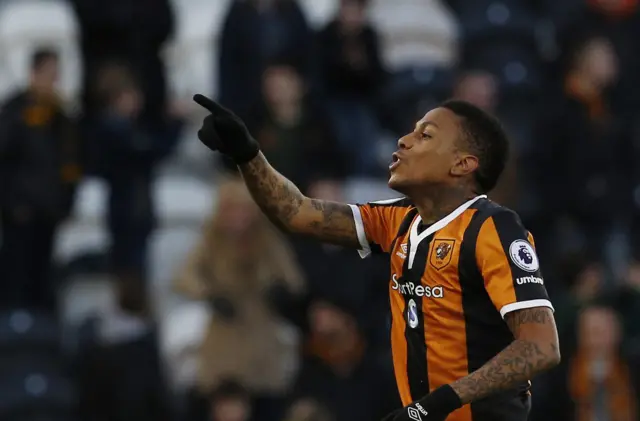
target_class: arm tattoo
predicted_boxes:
[238,154,360,247]
[450,307,560,404]
[240,154,304,227]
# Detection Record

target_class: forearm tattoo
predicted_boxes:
[450,307,560,404]
[240,154,304,228]
[239,154,360,247]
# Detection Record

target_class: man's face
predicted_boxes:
[388,107,471,194]
[31,58,59,95]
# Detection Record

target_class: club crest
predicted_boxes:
[430,239,455,270]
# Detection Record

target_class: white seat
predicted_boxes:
[55,175,214,260]
[0,0,81,102]
[165,0,231,98]
[370,0,459,69]
[298,0,338,28]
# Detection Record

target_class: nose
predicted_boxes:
[397,134,411,150]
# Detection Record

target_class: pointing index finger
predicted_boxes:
[193,94,227,114]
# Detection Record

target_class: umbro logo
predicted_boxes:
[407,407,421,421]
[407,404,428,421]
[396,243,408,260]
[408,406,427,421]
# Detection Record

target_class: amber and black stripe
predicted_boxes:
[458,199,531,420]
[401,222,433,401]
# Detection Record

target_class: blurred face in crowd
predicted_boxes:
[215,179,261,238]
[262,65,304,109]
[211,396,251,421]
[284,399,333,421]
[309,301,353,340]
[453,72,498,112]
[572,262,603,302]
[113,87,143,118]
[338,0,367,31]
[389,108,478,195]
[574,37,618,89]
[31,56,59,96]
[578,306,621,356]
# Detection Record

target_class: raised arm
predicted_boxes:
[239,153,360,247]
[192,94,361,247]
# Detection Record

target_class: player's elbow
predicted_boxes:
[540,339,561,370]
[548,342,561,367]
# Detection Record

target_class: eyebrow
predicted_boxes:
[415,121,439,131]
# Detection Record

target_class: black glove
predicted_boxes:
[210,296,237,321]
[381,408,402,421]
[383,385,462,421]
[193,94,260,163]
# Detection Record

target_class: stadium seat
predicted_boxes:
[0,0,81,102]
[165,0,231,99]
[0,310,60,355]
[298,0,338,28]
[370,0,459,70]
[0,372,76,419]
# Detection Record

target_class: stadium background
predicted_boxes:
[0,0,639,420]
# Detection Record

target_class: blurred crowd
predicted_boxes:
[0,0,639,420]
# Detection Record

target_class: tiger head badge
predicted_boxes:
[431,240,454,270]
[435,242,452,260]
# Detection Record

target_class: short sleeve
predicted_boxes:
[348,198,410,259]
[475,210,553,318]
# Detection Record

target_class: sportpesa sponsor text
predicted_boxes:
[391,274,445,298]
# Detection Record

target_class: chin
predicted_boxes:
[388,173,409,194]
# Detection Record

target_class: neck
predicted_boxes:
[410,184,477,224]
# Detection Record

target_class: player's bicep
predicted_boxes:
[291,198,361,248]
[476,210,553,318]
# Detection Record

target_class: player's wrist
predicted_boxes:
[231,139,260,164]
[418,384,463,415]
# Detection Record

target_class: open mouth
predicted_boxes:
[389,153,401,170]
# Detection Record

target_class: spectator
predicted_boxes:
[444,0,544,151]
[76,272,171,421]
[534,35,633,261]
[174,176,306,421]
[317,0,386,176]
[0,47,81,312]
[222,60,345,190]
[608,256,640,359]
[70,0,175,123]
[291,179,390,350]
[552,254,606,351]
[555,305,638,421]
[558,0,640,113]
[218,0,312,120]
[88,63,183,283]
[291,299,398,421]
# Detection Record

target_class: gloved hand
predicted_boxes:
[381,408,402,421]
[382,385,462,421]
[192,94,260,164]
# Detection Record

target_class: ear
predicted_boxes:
[451,154,479,177]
